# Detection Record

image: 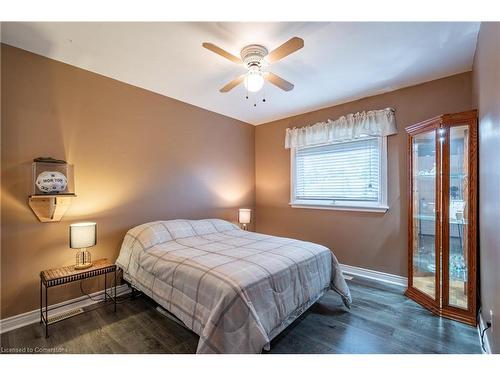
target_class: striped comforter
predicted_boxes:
[116,219,351,353]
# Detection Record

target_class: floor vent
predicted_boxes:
[47,308,84,324]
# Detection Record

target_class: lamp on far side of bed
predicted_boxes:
[238,208,251,230]
[70,222,97,270]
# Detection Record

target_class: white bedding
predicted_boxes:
[116,219,351,353]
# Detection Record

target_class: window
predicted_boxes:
[291,136,388,212]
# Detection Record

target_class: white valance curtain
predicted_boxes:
[285,108,397,149]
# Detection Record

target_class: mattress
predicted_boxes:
[116,219,351,353]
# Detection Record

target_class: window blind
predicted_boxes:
[294,137,380,202]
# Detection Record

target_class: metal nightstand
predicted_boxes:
[40,258,117,338]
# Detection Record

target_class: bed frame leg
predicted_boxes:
[123,280,139,300]
[131,287,139,300]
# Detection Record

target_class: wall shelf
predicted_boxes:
[28,194,76,222]
[29,160,76,222]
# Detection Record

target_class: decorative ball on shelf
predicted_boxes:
[36,171,68,193]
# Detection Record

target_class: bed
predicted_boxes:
[116,219,351,354]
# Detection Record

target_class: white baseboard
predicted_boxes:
[340,264,407,287]
[478,311,492,354]
[0,284,131,334]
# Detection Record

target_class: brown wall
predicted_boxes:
[0,42,483,323]
[255,72,473,276]
[472,22,500,354]
[0,44,255,319]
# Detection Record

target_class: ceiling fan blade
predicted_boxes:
[202,42,242,64]
[220,74,246,92]
[265,72,294,91]
[266,37,304,64]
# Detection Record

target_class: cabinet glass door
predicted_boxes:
[411,130,438,299]
[447,125,469,309]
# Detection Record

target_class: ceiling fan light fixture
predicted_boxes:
[244,70,264,93]
[203,37,303,94]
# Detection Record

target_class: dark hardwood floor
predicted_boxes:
[0,277,481,354]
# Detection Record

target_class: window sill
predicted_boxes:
[289,202,389,213]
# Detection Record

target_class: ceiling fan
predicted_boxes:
[202,37,304,94]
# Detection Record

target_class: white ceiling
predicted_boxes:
[1,22,480,125]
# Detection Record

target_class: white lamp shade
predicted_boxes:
[70,222,97,249]
[238,209,251,224]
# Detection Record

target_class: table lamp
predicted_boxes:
[238,208,251,230]
[70,222,97,270]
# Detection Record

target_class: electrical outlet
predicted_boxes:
[490,310,494,332]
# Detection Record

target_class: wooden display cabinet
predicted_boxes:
[405,110,478,326]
